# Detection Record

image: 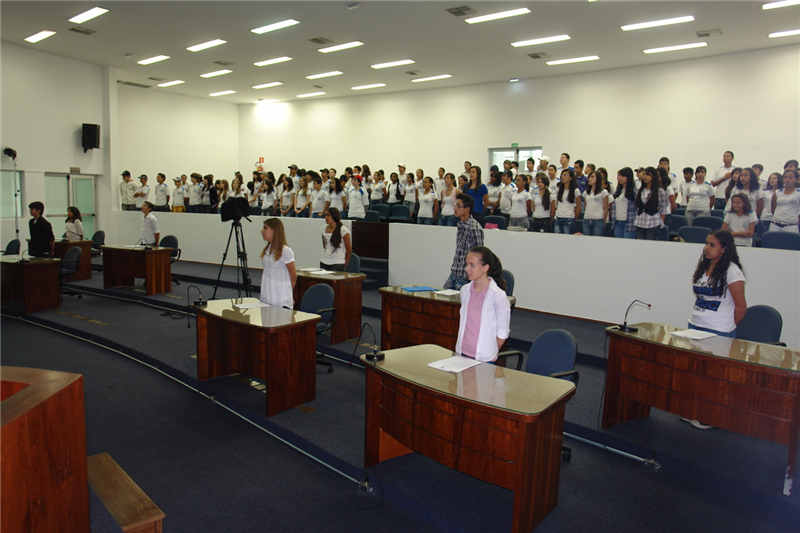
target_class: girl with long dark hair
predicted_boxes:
[722,193,757,247]
[439,173,458,226]
[552,168,581,234]
[259,218,297,308]
[770,169,800,233]
[611,167,638,239]
[531,173,552,233]
[65,206,83,241]
[760,172,782,230]
[581,171,609,236]
[634,166,668,240]
[463,165,489,224]
[320,207,351,270]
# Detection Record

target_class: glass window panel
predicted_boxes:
[44,174,69,217]
[72,177,95,215]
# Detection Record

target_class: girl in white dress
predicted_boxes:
[259,218,297,309]
[65,206,84,241]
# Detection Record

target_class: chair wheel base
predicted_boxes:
[327,367,333,373]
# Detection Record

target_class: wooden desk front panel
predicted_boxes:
[53,241,92,281]
[294,274,364,344]
[102,248,171,296]
[381,291,460,351]
[1,260,61,314]
[351,221,389,260]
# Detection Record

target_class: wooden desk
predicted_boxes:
[195,298,321,417]
[1,256,61,313]
[101,245,172,296]
[363,345,575,533]
[294,270,366,344]
[53,240,92,281]
[380,286,515,352]
[603,322,800,495]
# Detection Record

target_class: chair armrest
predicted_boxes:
[550,369,579,387]
[173,249,181,261]
[315,307,337,335]
[496,350,524,371]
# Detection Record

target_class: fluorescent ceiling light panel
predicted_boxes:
[251,19,300,34]
[254,56,292,67]
[209,90,236,97]
[510,78,519,82]
[297,92,326,98]
[306,71,343,79]
[319,41,363,53]
[24,30,56,43]
[644,42,707,54]
[465,8,530,24]
[254,99,281,104]
[511,34,571,47]
[252,82,283,89]
[621,16,694,31]
[371,59,415,69]
[763,0,800,9]
[546,55,600,65]
[157,80,185,87]
[137,55,170,65]
[200,69,232,78]
[351,83,386,91]
[69,7,108,24]
[187,39,226,52]
[769,29,800,38]
[411,74,452,83]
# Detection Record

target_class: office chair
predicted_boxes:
[672,207,686,218]
[710,209,726,219]
[678,226,710,243]
[299,284,338,373]
[3,238,20,255]
[760,232,800,251]
[90,230,105,271]
[496,329,579,461]
[692,216,724,231]
[159,235,181,285]
[668,215,688,240]
[59,246,83,301]
[388,204,412,223]
[364,210,381,223]
[344,253,361,274]
[735,305,784,346]
[483,215,507,230]
[372,204,390,221]
[501,269,515,315]
[753,221,767,247]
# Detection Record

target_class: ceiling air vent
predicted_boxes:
[117,80,151,89]
[147,76,167,82]
[214,60,234,66]
[446,6,476,17]
[696,29,722,38]
[312,84,327,89]
[405,70,421,76]
[69,27,97,35]
[528,52,550,60]
[309,37,333,45]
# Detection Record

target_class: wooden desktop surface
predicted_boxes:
[53,240,92,281]
[363,344,575,533]
[294,269,366,344]
[1,256,61,313]
[100,245,172,296]
[195,298,321,417]
[603,322,800,495]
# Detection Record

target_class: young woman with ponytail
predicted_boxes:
[319,207,351,271]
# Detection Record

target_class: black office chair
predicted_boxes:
[59,246,83,301]
[159,235,181,285]
[388,204,412,223]
[497,329,579,461]
[761,231,800,251]
[692,216,724,231]
[735,305,785,346]
[3,238,20,255]
[344,253,361,274]
[299,284,338,373]
[483,215,507,230]
[710,209,726,219]
[678,226,710,243]
[364,210,381,223]
[90,230,105,271]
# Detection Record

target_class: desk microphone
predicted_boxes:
[18,248,29,263]
[362,323,384,362]
[618,300,652,333]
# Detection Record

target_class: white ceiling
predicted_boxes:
[2,1,799,105]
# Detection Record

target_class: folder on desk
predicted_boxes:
[402,286,436,292]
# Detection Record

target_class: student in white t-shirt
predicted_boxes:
[485,172,503,217]
[320,207,351,270]
[416,177,438,225]
[657,167,677,214]
[402,174,417,213]
[552,169,581,234]
[723,168,763,218]
[497,170,515,224]
[531,173,553,233]
[678,167,694,207]
[509,174,532,230]
[370,174,386,207]
[259,218,297,309]
[722,193,758,247]
[279,177,295,217]
[259,180,277,216]
[770,170,800,233]
[347,176,369,220]
[439,173,458,226]
[684,166,715,226]
[309,176,331,218]
[434,167,446,198]
[759,172,782,230]
[386,172,404,207]
[329,177,347,215]
[581,171,610,236]
[171,178,186,212]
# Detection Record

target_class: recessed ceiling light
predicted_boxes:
[643,42,707,54]
[69,7,108,24]
[621,16,694,31]
[200,69,232,78]
[137,55,170,65]
[510,78,519,83]
[252,82,284,89]
[209,90,236,97]
[306,71,343,79]
[251,19,300,34]
[411,74,452,83]
[157,80,185,87]
[546,55,600,65]
[297,92,326,98]
[465,8,530,24]
[371,59,415,69]
[319,41,364,53]
[769,28,800,38]
[254,99,281,104]
[763,0,800,9]
[511,34,571,48]
[24,30,56,43]
[351,83,387,91]
[254,56,293,67]
[187,39,226,52]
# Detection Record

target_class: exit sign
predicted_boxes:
[511,143,518,148]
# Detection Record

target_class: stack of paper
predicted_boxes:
[670,329,716,340]
[427,356,482,373]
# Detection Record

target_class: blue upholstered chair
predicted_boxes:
[299,284,338,373]
[735,305,784,346]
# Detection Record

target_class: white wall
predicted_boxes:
[238,44,800,179]
[388,224,800,349]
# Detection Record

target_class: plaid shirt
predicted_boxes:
[451,216,484,278]
[610,194,639,233]
[634,188,669,229]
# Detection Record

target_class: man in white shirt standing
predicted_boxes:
[711,150,735,209]
[134,175,150,209]
[536,156,550,173]
[498,170,515,225]
[461,161,471,180]
[520,158,536,179]
[120,170,137,211]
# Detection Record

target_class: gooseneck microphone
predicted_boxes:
[618,300,652,333]
[186,286,204,329]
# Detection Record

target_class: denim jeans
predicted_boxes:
[531,218,551,233]
[443,272,469,290]
[509,217,530,230]
[636,226,661,240]
[311,212,323,219]
[688,323,736,338]
[582,218,604,236]
[296,207,309,218]
[554,217,575,234]
[439,215,457,227]
[281,209,294,217]
[417,217,433,225]
[614,220,636,239]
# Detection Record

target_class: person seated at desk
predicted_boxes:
[259,218,297,309]
[28,201,55,257]
[320,207,351,271]
[140,201,160,246]
[454,246,511,363]
[65,206,84,241]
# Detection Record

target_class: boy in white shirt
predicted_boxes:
[171,178,186,212]
[309,176,331,218]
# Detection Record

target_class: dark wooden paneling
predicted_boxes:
[101,247,171,296]
[381,291,460,351]
[351,221,389,259]
[294,273,365,343]
[1,259,61,314]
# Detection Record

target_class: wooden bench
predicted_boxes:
[87,453,165,533]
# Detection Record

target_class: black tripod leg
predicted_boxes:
[211,223,236,300]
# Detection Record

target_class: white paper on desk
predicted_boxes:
[312,270,336,275]
[234,302,270,309]
[670,329,716,340]
[434,289,460,296]
[428,356,482,373]
[298,267,323,272]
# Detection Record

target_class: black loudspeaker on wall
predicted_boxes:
[81,123,100,153]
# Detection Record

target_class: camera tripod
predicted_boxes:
[211,219,252,299]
